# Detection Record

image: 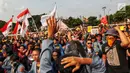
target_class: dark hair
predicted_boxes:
[5,48,13,56]
[20,44,25,49]
[67,41,86,57]
[78,33,83,40]
[59,54,88,73]
[10,53,19,62]
[86,39,92,42]
[32,48,41,54]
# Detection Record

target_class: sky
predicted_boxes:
[0,0,130,21]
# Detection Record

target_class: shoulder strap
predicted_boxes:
[40,48,51,59]
[105,48,112,54]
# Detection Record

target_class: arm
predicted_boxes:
[102,54,106,65]
[67,31,72,42]
[76,57,92,65]
[124,32,130,48]
[114,26,129,47]
[40,16,58,73]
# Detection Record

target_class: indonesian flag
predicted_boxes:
[40,5,57,27]
[101,16,108,25]
[17,8,31,37]
[0,17,13,36]
[12,22,21,34]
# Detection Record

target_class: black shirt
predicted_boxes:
[102,40,129,73]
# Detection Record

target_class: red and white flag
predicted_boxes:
[17,8,31,37]
[0,17,13,36]
[12,22,21,34]
[101,16,108,25]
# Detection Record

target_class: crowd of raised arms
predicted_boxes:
[0,16,130,73]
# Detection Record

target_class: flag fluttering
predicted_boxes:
[40,5,57,27]
[101,16,108,25]
[0,17,13,36]
[17,8,31,37]
[12,22,21,34]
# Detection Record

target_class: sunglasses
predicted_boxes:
[87,43,92,44]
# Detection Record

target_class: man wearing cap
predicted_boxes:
[102,26,129,73]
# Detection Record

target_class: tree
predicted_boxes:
[62,17,82,28]
[87,16,100,26]
[108,5,130,23]
[0,20,6,28]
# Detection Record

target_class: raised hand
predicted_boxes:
[46,16,58,38]
[61,57,81,73]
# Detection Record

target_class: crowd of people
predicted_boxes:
[0,16,130,73]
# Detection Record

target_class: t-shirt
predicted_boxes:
[102,40,129,73]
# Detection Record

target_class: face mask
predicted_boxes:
[107,39,115,47]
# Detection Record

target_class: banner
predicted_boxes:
[91,28,99,35]
[87,26,92,32]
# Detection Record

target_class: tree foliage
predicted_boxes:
[0,5,130,30]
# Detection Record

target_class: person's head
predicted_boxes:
[2,48,13,57]
[10,53,19,63]
[19,45,25,53]
[91,35,96,43]
[105,28,118,47]
[16,42,20,47]
[28,42,33,50]
[32,49,40,61]
[54,38,58,44]
[2,44,7,49]
[37,40,41,44]
[96,34,102,41]
[25,40,29,46]
[86,39,92,49]
[34,43,40,49]
[52,49,60,61]
[59,54,85,73]
[2,49,7,57]
[66,40,86,57]
[78,33,83,40]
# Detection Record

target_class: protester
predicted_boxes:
[52,49,61,73]
[2,47,13,73]
[93,34,104,58]
[40,16,58,73]
[102,26,129,73]
[29,49,41,73]
[10,53,26,73]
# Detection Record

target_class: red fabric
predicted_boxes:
[17,8,29,19]
[101,16,108,25]
[12,22,19,34]
[0,18,13,32]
